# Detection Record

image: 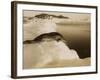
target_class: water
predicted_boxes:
[56,24,90,58]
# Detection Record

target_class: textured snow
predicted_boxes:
[24,40,80,68]
[24,18,57,41]
[23,18,83,68]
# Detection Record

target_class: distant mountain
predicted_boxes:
[34,13,69,19]
[23,13,90,25]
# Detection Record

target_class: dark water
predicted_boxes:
[57,24,90,59]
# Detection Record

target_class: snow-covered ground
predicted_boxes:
[23,40,81,69]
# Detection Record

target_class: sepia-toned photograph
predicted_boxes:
[11,1,97,78]
[23,11,91,69]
